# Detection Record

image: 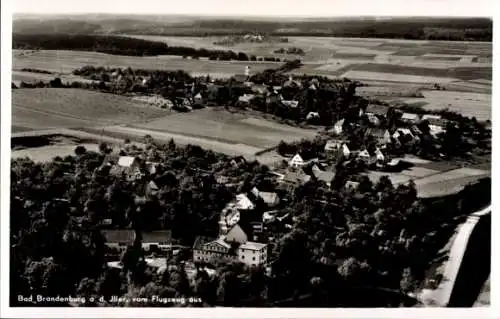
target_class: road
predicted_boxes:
[418,205,491,306]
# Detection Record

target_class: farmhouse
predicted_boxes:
[306,112,320,121]
[401,112,421,124]
[311,165,336,186]
[111,156,143,181]
[366,128,392,145]
[333,119,345,135]
[365,104,389,117]
[238,94,256,104]
[422,114,448,134]
[194,92,205,105]
[251,187,280,207]
[281,99,299,108]
[289,153,305,168]
[235,194,255,211]
[141,230,172,253]
[279,169,311,190]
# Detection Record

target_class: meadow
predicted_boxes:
[12,88,170,132]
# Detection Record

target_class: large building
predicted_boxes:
[193,224,268,268]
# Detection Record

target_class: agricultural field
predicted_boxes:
[12,88,170,132]
[12,50,280,78]
[364,159,490,199]
[397,90,492,121]
[130,108,319,153]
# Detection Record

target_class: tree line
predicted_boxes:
[12,34,282,61]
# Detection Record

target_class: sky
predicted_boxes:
[11,0,493,17]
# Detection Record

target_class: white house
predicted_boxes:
[194,92,205,105]
[401,112,420,124]
[112,156,143,181]
[306,112,320,121]
[281,100,299,108]
[289,153,305,168]
[235,194,255,210]
[333,119,345,135]
[251,187,280,207]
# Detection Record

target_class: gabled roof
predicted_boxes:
[235,194,255,210]
[240,241,267,251]
[282,100,299,108]
[102,229,136,244]
[366,104,388,116]
[366,128,389,139]
[335,118,345,127]
[194,92,204,99]
[345,181,360,190]
[256,191,279,205]
[117,156,139,168]
[290,153,304,163]
[312,169,336,184]
[147,180,159,190]
[283,170,311,184]
[358,149,371,158]
[324,139,344,151]
[401,113,420,121]
[142,230,172,244]
[193,236,216,250]
[238,94,256,103]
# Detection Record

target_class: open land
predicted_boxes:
[12,88,170,132]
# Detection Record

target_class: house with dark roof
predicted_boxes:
[311,166,336,186]
[279,169,312,191]
[110,156,143,181]
[365,104,389,117]
[102,230,137,252]
[365,128,392,146]
[251,187,280,207]
[140,230,172,253]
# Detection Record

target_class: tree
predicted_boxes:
[74,146,87,156]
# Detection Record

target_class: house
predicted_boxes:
[281,99,299,108]
[311,166,336,186]
[262,210,278,224]
[289,153,305,168]
[194,92,205,105]
[374,148,385,163]
[145,180,159,198]
[230,156,247,168]
[283,76,303,88]
[235,194,255,210]
[393,128,415,143]
[146,162,160,175]
[306,112,320,121]
[422,114,447,134]
[357,149,371,164]
[400,112,420,124]
[251,187,280,207]
[333,119,345,135]
[366,113,381,126]
[324,139,345,152]
[193,225,268,267]
[345,181,360,191]
[251,84,269,95]
[141,230,172,253]
[111,156,143,181]
[280,169,312,190]
[309,83,317,91]
[266,93,280,104]
[366,128,392,145]
[102,230,136,252]
[238,94,256,104]
[365,104,389,117]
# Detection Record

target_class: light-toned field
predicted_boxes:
[13,50,280,78]
[133,108,319,150]
[12,143,100,162]
[12,88,170,132]
[399,90,491,120]
[342,71,460,84]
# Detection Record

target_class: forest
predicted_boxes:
[10,135,491,307]
[12,34,278,61]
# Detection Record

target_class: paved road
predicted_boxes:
[419,205,491,306]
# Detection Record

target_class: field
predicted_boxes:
[397,90,492,121]
[12,88,170,132]
[12,50,280,78]
[364,160,490,198]
[131,108,319,151]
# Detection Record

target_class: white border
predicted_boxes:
[1,0,498,318]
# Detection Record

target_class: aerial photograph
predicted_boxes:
[7,0,492,310]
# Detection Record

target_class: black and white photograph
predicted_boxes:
[0,0,496,316]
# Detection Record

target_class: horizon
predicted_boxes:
[10,0,493,18]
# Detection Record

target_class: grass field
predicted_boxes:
[12,143,100,162]
[398,90,491,121]
[13,50,280,77]
[133,108,319,150]
[12,88,170,132]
